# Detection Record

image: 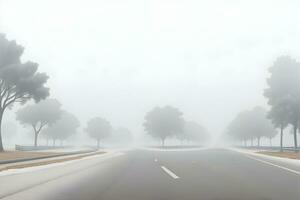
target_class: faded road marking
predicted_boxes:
[161,166,180,179]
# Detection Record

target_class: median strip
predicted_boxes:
[0,149,97,165]
[0,151,104,172]
[161,166,180,179]
[258,151,300,160]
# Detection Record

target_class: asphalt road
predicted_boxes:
[1,148,300,200]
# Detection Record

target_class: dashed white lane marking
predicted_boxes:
[246,155,300,176]
[161,166,180,179]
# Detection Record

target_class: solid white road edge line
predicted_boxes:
[161,166,180,179]
[246,155,300,176]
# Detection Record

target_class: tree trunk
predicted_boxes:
[0,111,4,151]
[293,124,298,152]
[257,137,260,147]
[251,138,253,147]
[269,137,272,147]
[280,126,283,152]
[53,139,56,146]
[32,124,40,147]
[34,131,38,147]
[97,139,100,149]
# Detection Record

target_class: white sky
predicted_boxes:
[1,0,300,143]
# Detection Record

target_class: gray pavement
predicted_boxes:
[1,148,300,200]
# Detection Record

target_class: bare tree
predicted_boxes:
[0,34,49,151]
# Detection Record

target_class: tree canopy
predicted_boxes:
[43,111,80,145]
[264,56,300,150]
[16,99,62,146]
[227,106,277,146]
[85,117,112,148]
[143,106,184,146]
[0,34,49,150]
[181,121,210,144]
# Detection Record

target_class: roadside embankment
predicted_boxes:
[258,151,300,160]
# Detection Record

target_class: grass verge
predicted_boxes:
[0,151,59,161]
[258,151,300,160]
[0,152,104,172]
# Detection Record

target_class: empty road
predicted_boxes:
[1,148,300,200]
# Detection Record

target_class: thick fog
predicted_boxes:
[1,0,300,147]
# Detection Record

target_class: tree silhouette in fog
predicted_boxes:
[85,117,112,148]
[143,106,184,146]
[0,34,49,151]
[264,56,300,151]
[227,106,277,147]
[43,110,80,146]
[16,99,62,147]
[180,121,210,145]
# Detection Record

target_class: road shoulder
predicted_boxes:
[228,147,300,175]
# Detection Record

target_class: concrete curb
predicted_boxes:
[228,147,300,165]
[0,149,98,165]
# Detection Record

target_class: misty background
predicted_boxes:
[1,0,300,147]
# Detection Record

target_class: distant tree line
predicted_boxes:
[0,34,133,151]
[143,106,210,146]
[42,110,80,146]
[226,107,277,147]
[227,56,300,152]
